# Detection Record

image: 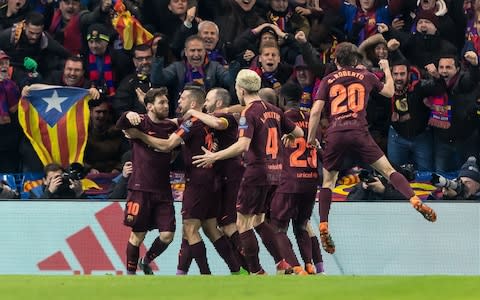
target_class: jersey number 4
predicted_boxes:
[330,83,365,115]
[290,138,317,168]
[266,127,279,159]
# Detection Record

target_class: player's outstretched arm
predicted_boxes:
[307,100,325,145]
[192,137,251,167]
[185,109,229,130]
[123,128,181,152]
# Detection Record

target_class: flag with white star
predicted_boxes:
[18,86,91,167]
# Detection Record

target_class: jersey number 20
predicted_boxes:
[330,83,365,115]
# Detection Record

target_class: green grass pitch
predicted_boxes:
[1,276,479,300]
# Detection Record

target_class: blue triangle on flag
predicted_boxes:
[27,87,89,127]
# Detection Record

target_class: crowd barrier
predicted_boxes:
[1,200,477,275]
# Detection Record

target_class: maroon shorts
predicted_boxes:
[123,190,176,232]
[270,190,316,229]
[181,183,219,220]
[217,178,241,226]
[323,129,384,171]
[236,184,275,215]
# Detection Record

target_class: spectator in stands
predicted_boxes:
[0,12,70,82]
[0,179,19,199]
[33,162,84,199]
[387,60,442,171]
[47,55,92,89]
[426,52,480,172]
[0,50,21,173]
[46,0,112,55]
[0,0,31,30]
[266,0,310,37]
[113,44,153,119]
[442,156,480,200]
[108,151,132,199]
[151,35,232,116]
[84,99,128,174]
[84,23,133,97]
[288,54,318,111]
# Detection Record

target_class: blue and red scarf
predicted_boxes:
[88,52,115,96]
[184,57,209,88]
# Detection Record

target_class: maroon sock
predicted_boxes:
[213,236,240,272]
[240,230,262,273]
[293,225,313,264]
[276,231,300,266]
[311,236,323,264]
[254,222,283,263]
[126,242,139,274]
[319,188,332,222]
[389,172,415,198]
[177,238,193,273]
[190,241,211,274]
[228,231,249,271]
[144,237,169,264]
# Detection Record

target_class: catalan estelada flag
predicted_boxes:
[18,86,91,168]
[112,0,153,50]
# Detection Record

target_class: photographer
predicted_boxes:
[441,157,480,200]
[36,163,84,199]
[347,165,416,201]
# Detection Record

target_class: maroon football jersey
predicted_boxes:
[238,100,296,186]
[276,108,319,193]
[212,112,244,180]
[175,117,215,184]
[117,113,178,193]
[315,67,384,133]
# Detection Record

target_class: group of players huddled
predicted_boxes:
[117,42,437,276]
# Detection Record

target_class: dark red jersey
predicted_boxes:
[117,113,178,193]
[238,100,296,186]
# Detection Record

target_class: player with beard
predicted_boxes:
[124,85,241,275]
[192,70,304,275]
[182,87,248,272]
[307,42,437,255]
[116,88,178,275]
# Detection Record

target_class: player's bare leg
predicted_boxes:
[184,219,211,274]
[126,231,146,275]
[371,156,437,222]
[318,168,338,254]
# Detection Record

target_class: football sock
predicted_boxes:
[144,237,169,264]
[319,188,332,222]
[240,230,262,273]
[126,242,139,274]
[276,231,300,266]
[213,236,240,272]
[190,241,211,275]
[389,172,415,198]
[228,231,249,271]
[254,222,283,263]
[293,225,313,264]
[311,236,323,264]
[177,238,193,274]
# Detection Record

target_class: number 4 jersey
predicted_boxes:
[315,67,384,133]
[276,108,319,194]
[238,100,296,186]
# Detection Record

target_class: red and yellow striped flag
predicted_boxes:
[18,86,91,168]
[112,0,153,50]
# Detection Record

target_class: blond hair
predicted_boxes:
[236,69,261,93]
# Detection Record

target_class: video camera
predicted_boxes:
[59,163,85,189]
[430,173,464,195]
[358,164,416,184]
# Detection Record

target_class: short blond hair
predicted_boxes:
[236,69,261,92]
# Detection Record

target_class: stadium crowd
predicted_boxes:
[0,0,480,274]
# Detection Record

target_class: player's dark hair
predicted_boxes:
[334,42,360,67]
[183,84,206,107]
[210,88,231,107]
[25,12,45,27]
[144,87,168,106]
[280,82,303,105]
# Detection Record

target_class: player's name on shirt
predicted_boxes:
[260,111,281,123]
[294,120,308,129]
[328,70,365,83]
